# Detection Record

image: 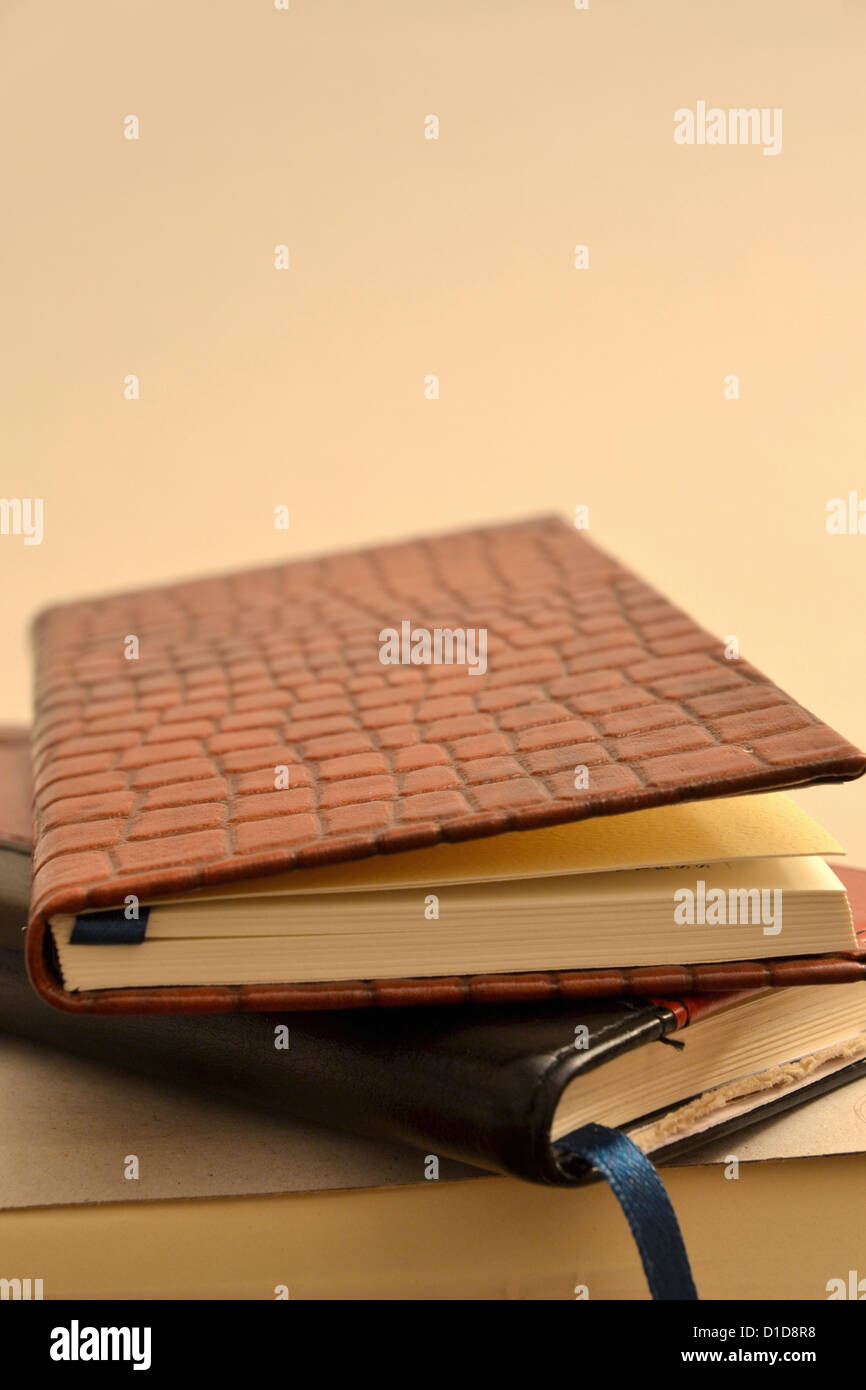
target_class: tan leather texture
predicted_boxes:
[26,516,866,1013]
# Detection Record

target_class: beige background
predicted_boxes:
[1,0,864,847]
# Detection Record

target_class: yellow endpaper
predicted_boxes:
[156,792,842,904]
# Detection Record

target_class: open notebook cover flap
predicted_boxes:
[23,517,866,1014]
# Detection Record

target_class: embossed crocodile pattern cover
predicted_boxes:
[25,517,866,1013]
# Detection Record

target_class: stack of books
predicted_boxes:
[3,516,866,1297]
[3,1014,866,1301]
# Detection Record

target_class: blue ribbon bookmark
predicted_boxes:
[70,907,150,945]
[555,1122,698,1301]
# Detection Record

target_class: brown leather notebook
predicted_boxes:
[24,517,866,1014]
